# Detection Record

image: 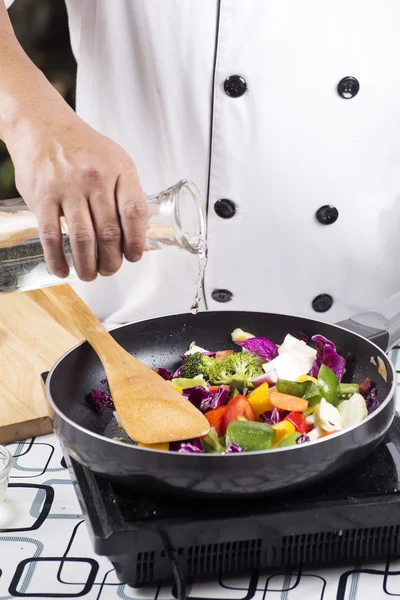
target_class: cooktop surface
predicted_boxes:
[67,413,400,591]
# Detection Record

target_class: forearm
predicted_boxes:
[0,3,74,149]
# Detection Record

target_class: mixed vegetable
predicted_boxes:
[87,328,381,454]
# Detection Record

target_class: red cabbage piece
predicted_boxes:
[260,407,287,425]
[100,378,108,385]
[182,386,213,410]
[366,388,379,413]
[226,444,244,453]
[367,396,379,414]
[235,337,278,361]
[178,443,204,454]
[299,332,309,343]
[172,365,183,379]
[102,394,114,408]
[87,389,115,414]
[200,386,230,412]
[171,438,204,453]
[358,377,379,413]
[296,435,310,444]
[309,334,345,380]
[87,390,104,414]
[367,397,379,414]
[157,368,173,381]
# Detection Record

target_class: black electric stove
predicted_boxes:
[66,414,400,589]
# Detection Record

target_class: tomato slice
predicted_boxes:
[205,406,227,437]
[285,411,308,434]
[220,395,256,436]
[215,350,234,360]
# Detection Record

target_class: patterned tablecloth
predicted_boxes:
[1,348,400,600]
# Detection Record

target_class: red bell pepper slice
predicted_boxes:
[285,411,308,434]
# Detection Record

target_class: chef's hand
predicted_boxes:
[8,115,148,282]
[0,2,148,282]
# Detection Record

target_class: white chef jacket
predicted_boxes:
[5,0,400,327]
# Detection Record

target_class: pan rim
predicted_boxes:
[45,309,397,457]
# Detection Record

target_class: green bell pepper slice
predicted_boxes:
[203,428,225,454]
[278,432,301,447]
[338,383,359,396]
[317,364,339,406]
[226,421,276,452]
[276,379,310,397]
[303,382,322,410]
[171,377,206,389]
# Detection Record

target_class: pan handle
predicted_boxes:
[338,291,400,351]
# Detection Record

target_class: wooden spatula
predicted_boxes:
[42,284,210,444]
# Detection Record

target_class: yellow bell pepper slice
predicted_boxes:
[138,442,169,451]
[247,383,274,418]
[168,382,183,393]
[298,374,318,384]
[271,420,296,447]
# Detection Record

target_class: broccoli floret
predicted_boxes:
[181,350,264,389]
[181,352,216,380]
[208,352,263,389]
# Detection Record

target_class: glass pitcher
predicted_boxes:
[0,179,207,294]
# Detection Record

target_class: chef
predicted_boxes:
[1,0,400,328]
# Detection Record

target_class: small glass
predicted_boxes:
[0,179,207,294]
[0,446,12,505]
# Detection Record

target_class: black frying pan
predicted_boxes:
[46,310,397,498]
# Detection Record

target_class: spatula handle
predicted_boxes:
[41,284,117,356]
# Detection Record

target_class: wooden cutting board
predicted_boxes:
[0,289,83,445]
